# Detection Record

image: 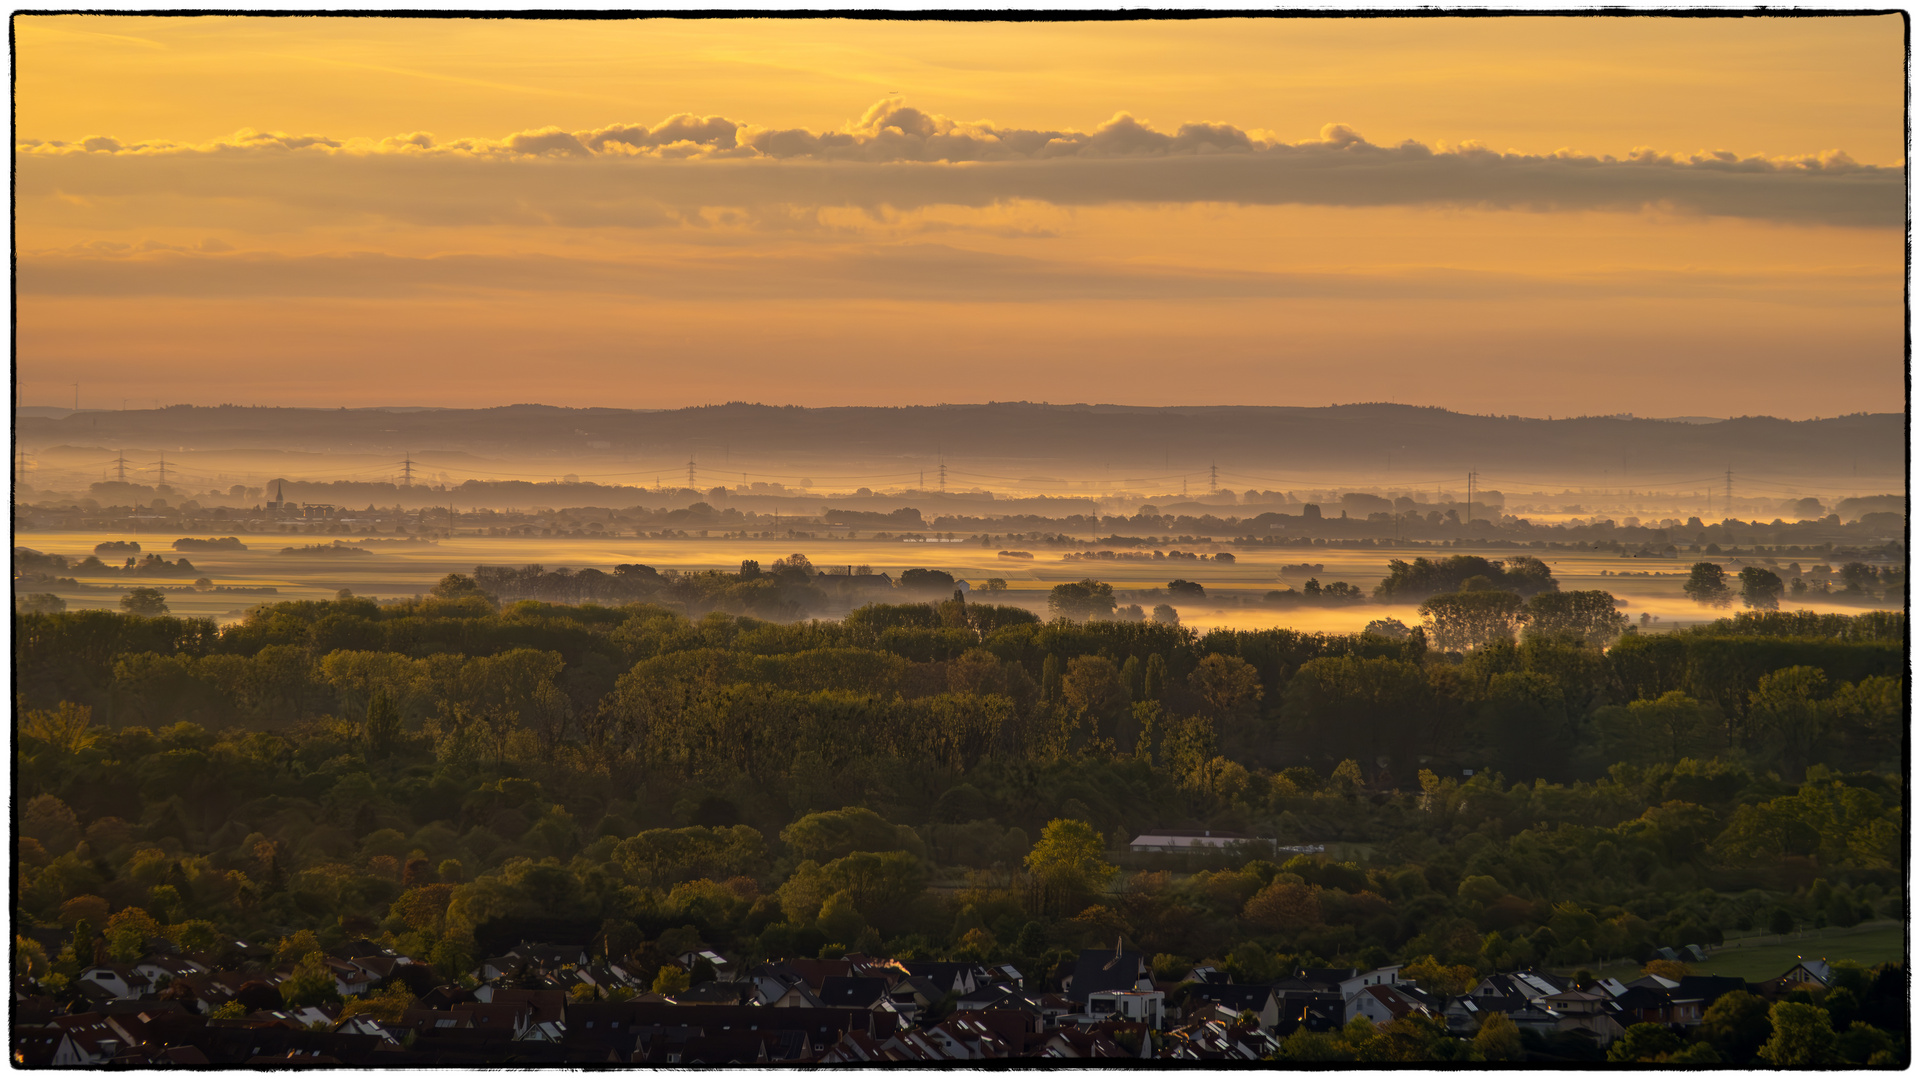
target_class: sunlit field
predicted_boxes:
[19,530,1891,634]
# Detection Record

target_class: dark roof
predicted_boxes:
[630,1002,897,1041]
[671,980,754,1005]
[1610,986,1670,1012]
[1189,984,1277,1011]
[819,976,890,1009]
[957,984,1039,1012]
[1068,948,1147,1004]
[901,961,972,993]
[11,1028,61,1068]
[1674,975,1749,1003]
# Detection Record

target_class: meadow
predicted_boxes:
[17,529,1887,633]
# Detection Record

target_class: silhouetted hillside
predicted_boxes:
[17,402,1903,484]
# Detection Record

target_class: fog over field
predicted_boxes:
[15,401,1905,633]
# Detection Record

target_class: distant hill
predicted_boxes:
[15,402,1903,485]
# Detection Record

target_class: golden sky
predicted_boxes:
[15,14,1906,416]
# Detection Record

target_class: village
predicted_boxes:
[16,929,1857,1065]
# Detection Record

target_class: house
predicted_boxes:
[134,953,209,987]
[750,971,828,1008]
[479,942,588,981]
[818,975,893,1011]
[1185,984,1279,1031]
[1347,984,1435,1026]
[1080,989,1166,1030]
[1669,975,1750,1022]
[76,963,152,999]
[1063,940,1153,1003]
[900,960,982,998]
[670,980,756,1006]
[1039,1026,1135,1059]
[1337,964,1409,1002]
[1468,969,1568,1002]
[1127,829,1259,853]
[108,1044,212,1066]
[323,956,378,997]
[676,949,735,980]
[1163,1017,1277,1061]
[49,1015,125,1066]
[1764,959,1832,994]
[880,1016,1014,1061]
[1273,989,1346,1034]
[818,1029,901,1063]
[487,987,567,1031]
[781,957,853,993]
[885,974,950,1023]
[12,1027,63,1068]
[1541,989,1626,1047]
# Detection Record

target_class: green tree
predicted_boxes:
[781,807,920,863]
[1608,1022,1687,1062]
[1756,1001,1839,1065]
[1419,589,1525,652]
[365,688,403,756]
[20,703,101,756]
[1143,654,1168,700]
[1062,655,1128,724]
[651,964,691,995]
[1522,590,1628,646]
[1188,654,1263,719]
[1739,567,1786,610]
[104,907,161,962]
[1683,563,1733,608]
[1024,818,1117,916]
[816,889,868,945]
[120,587,170,616]
[1048,579,1116,621]
[281,951,342,1008]
[1595,692,1721,767]
[1473,1011,1525,1061]
[1746,666,1831,782]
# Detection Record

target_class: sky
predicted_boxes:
[14,14,1907,417]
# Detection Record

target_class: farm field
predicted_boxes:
[1693,922,1907,982]
[1579,921,1907,984]
[15,529,1893,633]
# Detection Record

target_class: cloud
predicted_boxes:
[15,101,1902,227]
[18,244,1897,308]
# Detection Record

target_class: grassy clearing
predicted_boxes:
[1693,921,1906,981]
[1572,920,1906,984]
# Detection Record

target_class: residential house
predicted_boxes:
[1127,829,1259,853]
[1540,989,1626,1047]
[1763,959,1832,996]
[1347,983,1436,1026]
[1185,983,1279,1031]
[75,964,152,1000]
[133,953,209,988]
[1063,941,1153,1003]
[1079,989,1166,1030]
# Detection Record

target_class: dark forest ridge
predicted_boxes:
[16,402,1904,484]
